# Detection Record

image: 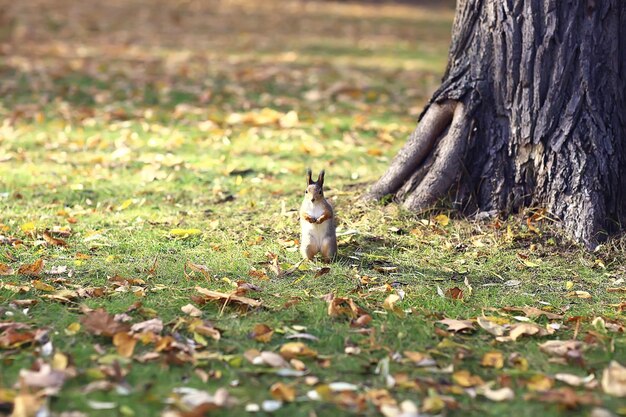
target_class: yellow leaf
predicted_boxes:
[567,290,592,299]
[433,214,450,226]
[32,280,55,292]
[279,342,317,360]
[382,294,405,317]
[527,374,554,391]
[52,352,69,370]
[170,228,202,238]
[20,222,36,233]
[113,332,137,358]
[452,370,484,387]
[0,263,14,276]
[481,351,504,369]
[65,322,81,336]
[565,281,574,290]
[118,199,133,210]
[270,382,296,402]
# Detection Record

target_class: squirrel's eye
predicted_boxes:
[305,190,308,194]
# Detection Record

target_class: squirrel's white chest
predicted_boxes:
[307,204,325,219]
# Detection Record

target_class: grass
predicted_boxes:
[1,0,625,416]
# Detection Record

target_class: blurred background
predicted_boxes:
[0,0,455,226]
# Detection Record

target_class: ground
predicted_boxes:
[0,1,625,416]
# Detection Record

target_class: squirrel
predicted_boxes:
[299,169,337,263]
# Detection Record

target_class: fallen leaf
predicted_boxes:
[327,296,365,319]
[314,267,331,278]
[17,259,44,276]
[81,308,129,337]
[477,316,506,336]
[195,286,261,309]
[184,261,211,280]
[32,280,55,292]
[130,318,163,334]
[43,231,68,247]
[11,391,47,417]
[382,294,405,317]
[567,290,592,299]
[0,262,14,275]
[478,385,514,402]
[538,340,584,357]
[481,351,504,369]
[601,361,626,397]
[403,351,436,367]
[279,342,317,360]
[19,362,66,391]
[113,332,137,358]
[445,287,464,300]
[181,303,203,317]
[170,228,203,238]
[526,374,554,392]
[433,214,450,226]
[438,318,474,333]
[503,306,563,319]
[270,382,296,402]
[528,387,599,409]
[249,324,273,343]
[555,373,596,387]
[452,370,484,387]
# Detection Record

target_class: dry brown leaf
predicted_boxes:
[0,262,14,275]
[249,324,273,343]
[279,342,317,360]
[314,267,331,278]
[452,370,484,387]
[567,290,592,299]
[481,351,504,369]
[445,287,464,300]
[81,308,129,337]
[181,303,203,317]
[538,340,584,357]
[477,316,506,336]
[184,261,211,281]
[403,351,436,367]
[113,332,137,358]
[527,387,599,409]
[555,373,596,387]
[195,286,261,309]
[130,318,163,334]
[32,280,55,292]
[17,259,44,276]
[526,374,554,392]
[260,351,291,368]
[438,318,474,333]
[327,296,365,319]
[43,231,68,247]
[479,386,514,402]
[382,294,405,317]
[497,322,553,342]
[601,361,626,397]
[270,382,296,402]
[188,319,221,340]
[502,306,563,319]
[11,391,46,417]
[19,362,66,391]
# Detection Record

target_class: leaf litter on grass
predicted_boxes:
[0,0,625,415]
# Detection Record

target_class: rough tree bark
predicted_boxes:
[367,0,626,247]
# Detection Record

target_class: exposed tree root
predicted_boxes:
[365,100,457,201]
[403,101,469,211]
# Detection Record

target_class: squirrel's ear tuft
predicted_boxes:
[317,170,325,186]
[306,168,313,185]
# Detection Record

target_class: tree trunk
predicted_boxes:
[367,0,626,247]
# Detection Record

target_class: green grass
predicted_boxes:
[1,1,625,416]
